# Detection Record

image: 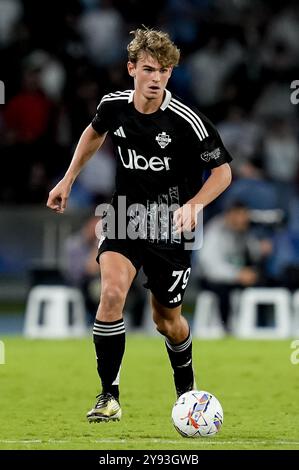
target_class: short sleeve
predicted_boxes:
[199,125,232,169]
[91,99,111,135]
[189,111,233,169]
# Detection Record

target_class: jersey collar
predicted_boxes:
[161,89,172,110]
[128,89,172,111]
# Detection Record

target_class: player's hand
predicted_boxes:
[46,179,71,214]
[173,201,203,233]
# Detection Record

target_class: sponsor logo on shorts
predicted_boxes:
[169,293,182,304]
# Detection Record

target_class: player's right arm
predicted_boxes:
[47,125,107,213]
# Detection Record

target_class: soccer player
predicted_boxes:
[47,28,232,422]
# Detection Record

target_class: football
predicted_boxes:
[171,390,224,437]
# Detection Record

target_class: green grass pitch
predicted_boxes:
[0,336,299,450]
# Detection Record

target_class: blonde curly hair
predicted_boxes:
[127,27,180,68]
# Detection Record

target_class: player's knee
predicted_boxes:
[100,285,126,312]
[154,317,172,337]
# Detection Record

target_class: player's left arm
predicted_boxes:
[174,163,232,233]
[174,109,233,233]
[190,162,232,207]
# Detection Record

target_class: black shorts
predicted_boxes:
[97,238,192,308]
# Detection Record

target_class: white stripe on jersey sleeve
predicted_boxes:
[97,90,132,109]
[104,90,131,98]
[101,96,131,102]
[171,98,208,138]
[168,103,206,142]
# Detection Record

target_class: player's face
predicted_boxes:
[128,53,173,102]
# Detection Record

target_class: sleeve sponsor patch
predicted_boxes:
[200,147,221,162]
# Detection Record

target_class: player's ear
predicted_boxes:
[127,61,136,78]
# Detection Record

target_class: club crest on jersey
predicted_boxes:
[200,147,221,162]
[155,131,172,149]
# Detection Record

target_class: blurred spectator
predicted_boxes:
[2,65,55,202]
[254,81,297,119]
[268,226,299,291]
[262,118,299,209]
[197,202,272,329]
[188,36,243,109]
[79,0,125,67]
[263,118,299,184]
[289,193,299,234]
[4,67,53,144]
[217,107,263,166]
[0,0,23,47]
[265,5,299,59]
[23,50,66,101]
[267,187,299,289]
[222,156,279,210]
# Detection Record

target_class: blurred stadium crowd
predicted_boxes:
[1,0,299,310]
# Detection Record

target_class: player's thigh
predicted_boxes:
[99,251,137,296]
[143,247,192,309]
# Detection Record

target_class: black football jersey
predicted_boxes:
[91,89,232,245]
[92,89,232,204]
